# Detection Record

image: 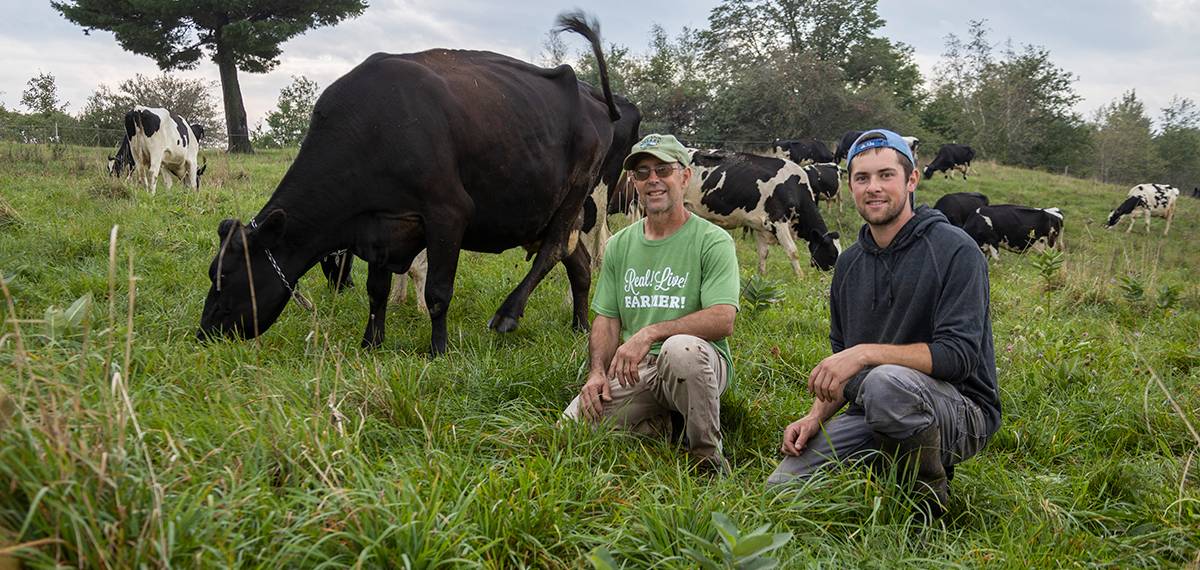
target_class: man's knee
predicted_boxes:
[657,334,714,382]
[860,365,933,439]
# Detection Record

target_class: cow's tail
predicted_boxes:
[555,11,620,122]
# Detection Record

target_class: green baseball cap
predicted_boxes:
[623,133,690,170]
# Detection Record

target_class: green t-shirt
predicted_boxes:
[592,214,740,376]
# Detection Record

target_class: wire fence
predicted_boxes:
[0,122,230,149]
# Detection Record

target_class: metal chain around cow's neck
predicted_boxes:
[247,218,314,312]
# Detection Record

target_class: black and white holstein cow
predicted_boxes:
[962,205,1064,260]
[198,13,623,356]
[125,106,206,194]
[923,144,976,180]
[107,135,135,179]
[833,130,865,165]
[684,149,840,277]
[767,138,835,165]
[801,162,841,207]
[1105,184,1179,236]
[933,191,990,227]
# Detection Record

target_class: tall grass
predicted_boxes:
[1,146,1198,567]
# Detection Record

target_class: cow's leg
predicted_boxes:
[754,230,771,276]
[488,229,576,333]
[1163,204,1174,236]
[361,262,393,349]
[772,225,805,278]
[424,224,466,355]
[1127,215,1135,233]
[148,155,163,195]
[409,250,429,314]
[561,243,592,332]
[391,273,410,305]
[1145,210,1153,234]
[320,252,354,291]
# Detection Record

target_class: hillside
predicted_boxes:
[1,143,1197,567]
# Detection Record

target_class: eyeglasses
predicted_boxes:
[631,163,682,181]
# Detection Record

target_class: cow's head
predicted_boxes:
[807,230,841,270]
[1105,196,1142,229]
[922,164,935,180]
[197,210,294,341]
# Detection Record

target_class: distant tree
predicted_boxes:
[78,74,223,143]
[1092,90,1162,184]
[253,76,320,148]
[624,25,710,135]
[924,21,1088,173]
[53,0,368,153]
[21,72,68,115]
[540,30,568,67]
[1153,96,1200,189]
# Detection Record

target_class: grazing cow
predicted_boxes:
[801,162,841,206]
[1105,184,1180,236]
[767,138,835,165]
[125,106,206,194]
[198,13,623,356]
[923,144,976,180]
[1191,187,1199,199]
[933,192,990,227]
[107,135,135,179]
[901,136,920,155]
[685,148,840,277]
[962,205,1064,260]
[833,130,865,164]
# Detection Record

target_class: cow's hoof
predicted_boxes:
[572,318,589,332]
[488,315,520,333]
[361,336,383,349]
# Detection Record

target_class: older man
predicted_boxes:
[562,134,740,473]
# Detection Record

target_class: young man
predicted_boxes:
[562,134,740,473]
[767,129,1000,517]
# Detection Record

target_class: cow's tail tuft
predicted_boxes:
[555,10,620,122]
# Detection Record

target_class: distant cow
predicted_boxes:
[963,205,1064,260]
[923,144,975,180]
[901,136,920,155]
[933,192,990,227]
[685,148,840,277]
[125,106,206,194]
[801,162,841,206]
[833,130,865,164]
[1191,187,1199,199]
[767,138,834,165]
[107,135,135,179]
[1105,184,1179,236]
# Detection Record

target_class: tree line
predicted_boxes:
[7,0,1198,189]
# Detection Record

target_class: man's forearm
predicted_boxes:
[588,315,621,374]
[805,393,846,422]
[638,304,736,344]
[856,343,933,375]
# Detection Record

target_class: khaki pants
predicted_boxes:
[563,334,729,460]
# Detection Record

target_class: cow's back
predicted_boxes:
[287,49,615,250]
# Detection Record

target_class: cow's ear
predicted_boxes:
[255,209,287,248]
[827,231,840,240]
[196,163,207,176]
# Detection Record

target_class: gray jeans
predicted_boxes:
[562,334,729,460]
[767,364,991,486]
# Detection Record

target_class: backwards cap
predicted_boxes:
[846,129,915,171]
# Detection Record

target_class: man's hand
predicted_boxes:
[578,370,612,421]
[780,416,822,456]
[607,330,652,387]
[808,345,867,402]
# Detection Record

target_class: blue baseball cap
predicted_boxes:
[846,129,916,171]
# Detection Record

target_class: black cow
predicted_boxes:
[769,138,834,165]
[1105,183,1180,236]
[833,130,865,164]
[962,205,1063,260]
[801,162,840,206]
[198,12,622,356]
[933,192,990,227]
[923,144,976,180]
[685,149,840,276]
[1191,187,1199,199]
[107,135,135,179]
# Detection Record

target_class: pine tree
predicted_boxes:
[53,0,368,153]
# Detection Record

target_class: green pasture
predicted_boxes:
[1,142,1197,568]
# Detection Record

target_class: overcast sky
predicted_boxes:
[2,0,1197,130]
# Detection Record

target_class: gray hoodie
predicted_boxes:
[835,206,1001,436]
